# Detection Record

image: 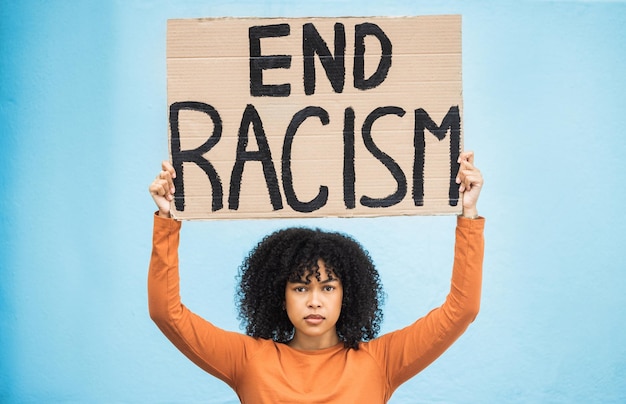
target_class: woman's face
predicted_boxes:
[284,259,343,350]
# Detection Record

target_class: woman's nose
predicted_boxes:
[307,290,321,307]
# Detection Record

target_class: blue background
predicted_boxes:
[1,0,625,403]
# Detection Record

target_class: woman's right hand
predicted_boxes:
[148,161,176,218]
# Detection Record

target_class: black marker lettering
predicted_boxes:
[413,106,461,206]
[360,106,407,208]
[343,107,356,209]
[249,24,292,97]
[353,23,392,90]
[302,23,346,95]
[282,106,330,212]
[169,101,223,212]
[229,104,283,210]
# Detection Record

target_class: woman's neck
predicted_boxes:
[288,333,340,351]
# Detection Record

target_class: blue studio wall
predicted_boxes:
[1,0,625,403]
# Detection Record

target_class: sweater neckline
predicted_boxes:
[280,341,345,355]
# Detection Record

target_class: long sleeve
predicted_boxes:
[147,214,184,338]
[365,216,485,397]
[147,213,259,388]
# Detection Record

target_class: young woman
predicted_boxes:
[148,151,484,403]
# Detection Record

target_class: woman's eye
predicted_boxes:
[294,287,306,292]
[323,286,335,292]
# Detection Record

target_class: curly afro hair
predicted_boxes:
[236,227,385,350]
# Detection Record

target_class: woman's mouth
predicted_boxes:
[304,314,324,325]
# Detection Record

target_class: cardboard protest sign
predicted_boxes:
[167,15,463,220]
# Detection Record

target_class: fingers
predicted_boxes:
[148,179,174,201]
[459,170,482,193]
[458,150,474,165]
[455,151,483,193]
[161,160,175,177]
[149,161,176,201]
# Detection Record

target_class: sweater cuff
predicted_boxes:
[154,211,182,232]
[457,215,485,231]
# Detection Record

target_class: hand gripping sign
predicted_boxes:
[167,16,463,220]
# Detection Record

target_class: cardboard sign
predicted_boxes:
[167,16,463,220]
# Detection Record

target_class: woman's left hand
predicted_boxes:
[456,151,483,218]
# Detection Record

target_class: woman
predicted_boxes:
[148,151,484,403]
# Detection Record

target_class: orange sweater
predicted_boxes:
[148,215,484,403]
